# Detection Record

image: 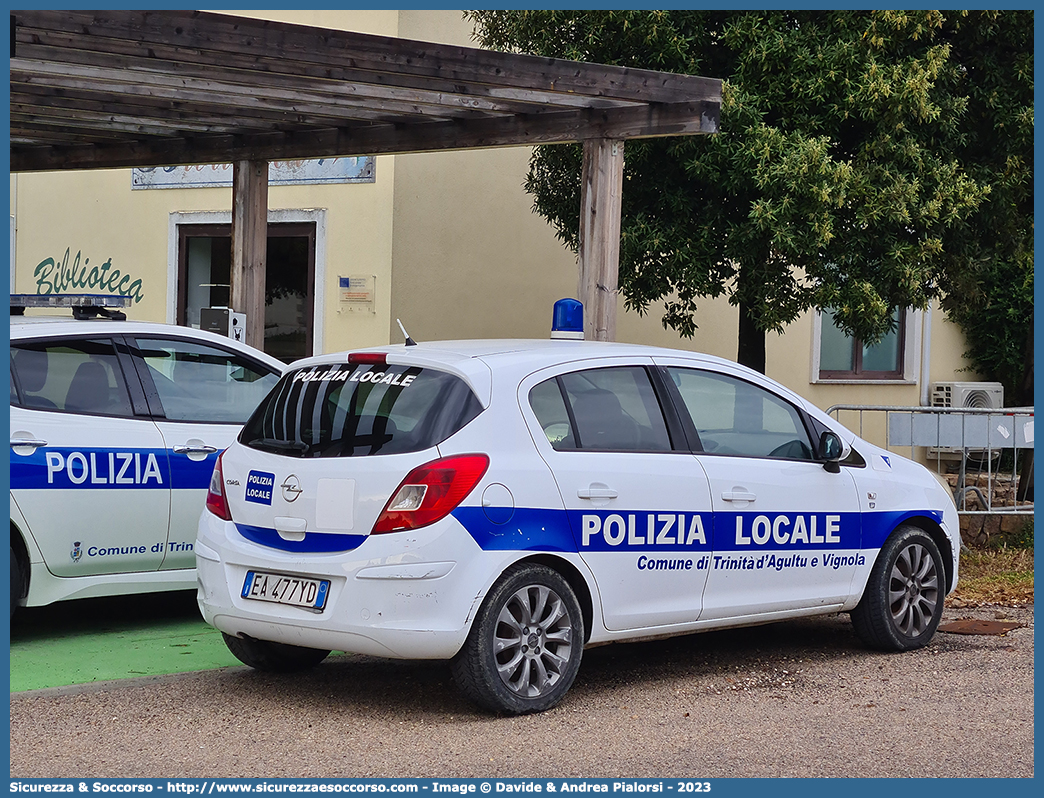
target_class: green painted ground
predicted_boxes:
[9,590,240,692]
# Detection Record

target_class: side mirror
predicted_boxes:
[818,431,843,473]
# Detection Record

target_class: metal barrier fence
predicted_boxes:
[826,404,1034,516]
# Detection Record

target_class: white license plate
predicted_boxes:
[241,571,330,611]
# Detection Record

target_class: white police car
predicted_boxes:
[10,294,284,614]
[196,300,959,714]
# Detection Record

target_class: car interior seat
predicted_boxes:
[65,360,114,413]
[578,389,640,450]
[12,348,59,409]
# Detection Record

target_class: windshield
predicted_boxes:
[240,362,483,458]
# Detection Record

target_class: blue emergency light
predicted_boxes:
[550,298,584,340]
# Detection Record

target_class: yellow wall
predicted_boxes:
[9,9,979,418]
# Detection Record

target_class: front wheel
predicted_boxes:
[851,526,945,651]
[452,563,584,714]
[11,546,24,619]
[223,633,330,672]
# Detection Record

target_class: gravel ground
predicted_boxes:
[10,604,1033,779]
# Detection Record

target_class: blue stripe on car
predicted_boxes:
[235,523,366,553]
[9,446,217,490]
[231,507,943,555]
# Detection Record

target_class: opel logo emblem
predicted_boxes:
[280,475,303,503]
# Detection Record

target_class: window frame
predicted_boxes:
[811,308,922,384]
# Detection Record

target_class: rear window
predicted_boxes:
[240,362,483,458]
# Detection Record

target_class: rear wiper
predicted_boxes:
[248,438,310,454]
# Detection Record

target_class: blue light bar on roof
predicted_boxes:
[11,293,132,320]
[11,293,133,309]
[550,298,584,340]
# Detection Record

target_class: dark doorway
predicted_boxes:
[177,222,316,363]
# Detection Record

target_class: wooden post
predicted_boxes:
[230,159,269,351]
[578,138,624,342]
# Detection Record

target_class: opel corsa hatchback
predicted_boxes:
[197,321,959,714]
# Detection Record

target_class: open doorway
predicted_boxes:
[177,222,316,363]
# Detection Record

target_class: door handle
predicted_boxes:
[722,491,757,503]
[172,444,219,455]
[10,438,47,449]
[578,487,618,500]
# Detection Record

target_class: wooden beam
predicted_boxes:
[11,101,717,172]
[11,59,450,125]
[13,10,722,106]
[13,41,608,118]
[230,160,269,351]
[578,139,625,342]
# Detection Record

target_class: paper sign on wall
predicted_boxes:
[340,275,375,313]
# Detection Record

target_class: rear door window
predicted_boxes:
[241,362,483,457]
[10,338,134,417]
[530,366,672,452]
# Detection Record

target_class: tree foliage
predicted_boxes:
[467,10,1030,385]
[934,12,1033,405]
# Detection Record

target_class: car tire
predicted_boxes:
[10,546,23,619]
[451,562,583,715]
[222,633,331,672]
[851,525,945,651]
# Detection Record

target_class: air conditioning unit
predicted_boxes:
[928,381,1004,460]
[931,381,1004,410]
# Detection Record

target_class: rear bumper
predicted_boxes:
[195,509,511,660]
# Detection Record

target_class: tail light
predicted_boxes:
[205,452,232,521]
[372,454,490,534]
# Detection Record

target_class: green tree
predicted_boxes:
[468,10,1003,375]
[934,11,1033,406]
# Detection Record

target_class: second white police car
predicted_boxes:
[197,301,960,714]
[10,294,284,614]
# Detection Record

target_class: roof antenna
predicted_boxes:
[397,318,417,347]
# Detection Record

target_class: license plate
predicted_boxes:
[241,570,330,611]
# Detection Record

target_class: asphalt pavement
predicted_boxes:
[9,603,1033,779]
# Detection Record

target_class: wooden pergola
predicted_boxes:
[10,9,721,347]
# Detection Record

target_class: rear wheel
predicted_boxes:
[452,563,583,715]
[222,633,330,672]
[851,525,945,651]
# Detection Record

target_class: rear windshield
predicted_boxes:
[240,362,483,458]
